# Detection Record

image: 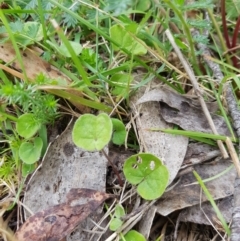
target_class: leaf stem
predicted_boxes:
[101,148,123,187]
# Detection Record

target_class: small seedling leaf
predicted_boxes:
[110,73,133,98]
[110,24,147,55]
[110,218,123,231]
[22,163,35,177]
[46,40,82,58]
[16,113,41,139]
[58,41,82,57]
[19,137,43,164]
[111,118,126,145]
[120,230,146,241]
[135,0,151,11]
[123,153,169,200]
[109,204,125,231]
[72,113,112,151]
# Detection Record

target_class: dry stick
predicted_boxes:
[165,29,229,159]
[224,83,240,241]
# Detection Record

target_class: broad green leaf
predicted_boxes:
[58,41,82,57]
[120,230,146,241]
[16,113,41,139]
[19,137,43,164]
[135,0,151,11]
[46,40,82,58]
[72,113,112,151]
[123,153,169,200]
[110,24,147,55]
[111,118,127,145]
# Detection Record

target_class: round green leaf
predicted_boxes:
[109,204,125,231]
[72,113,112,151]
[16,113,41,139]
[111,118,126,145]
[110,73,133,98]
[110,218,123,231]
[19,137,43,164]
[120,230,146,241]
[109,24,147,55]
[135,0,151,11]
[123,153,169,200]
[58,41,82,57]
[22,163,35,177]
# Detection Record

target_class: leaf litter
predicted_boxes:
[1,5,237,241]
[23,118,109,241]
[129,80,236,239]
[16,188,114,241]
[8,79,236,241]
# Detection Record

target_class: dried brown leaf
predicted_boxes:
[15,188,113,241]
[0,42,89,113]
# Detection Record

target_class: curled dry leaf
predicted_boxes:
[0,42,89,113]
[130,80,188,185]
[179,195,233,226]
[137,88,230,136]
[15,188,114,241]
[155,159,236,216]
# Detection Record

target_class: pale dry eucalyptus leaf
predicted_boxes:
[179,195,233,226]
[138,206,156,239]
[130,83,188,185]
[155,159,236,216]
[24,119,108,241]
[137,88,230,136]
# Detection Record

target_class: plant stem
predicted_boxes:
[221,0,231,48]
[101,148,123,187]
[231,16,240,68]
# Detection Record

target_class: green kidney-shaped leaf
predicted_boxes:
[19,137,43,164]
[109,204,125,231]
[123,153,169,200]
[110,73,133,98]
[110,218,123,231]
[120,230,146,241]
[58,41,82,57]
[135,0,151,11]
[111,118,126,145]
[16,113,41,139]
[72,113,112,151]
[22,163,36,177]
[46,40,82,58]
[110,24,147,55]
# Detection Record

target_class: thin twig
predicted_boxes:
[226,137,240,177]
[224,83,240,241]
[165,29,228,158]
[101,149,123,187]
